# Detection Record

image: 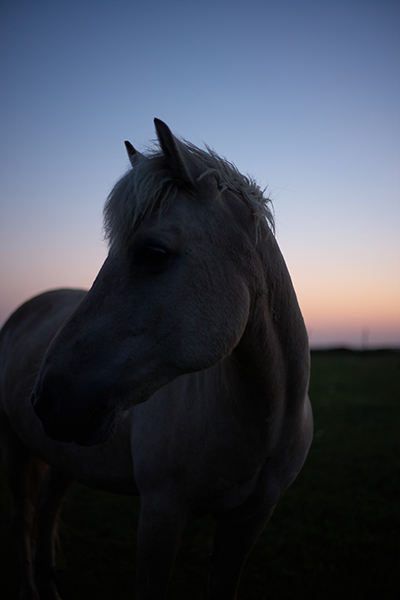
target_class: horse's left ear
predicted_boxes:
[154,118,194,185]
[124,141,145,168]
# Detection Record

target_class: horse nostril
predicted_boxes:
[32,386,55,421]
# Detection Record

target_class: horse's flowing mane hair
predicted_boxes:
[104,137,275,250]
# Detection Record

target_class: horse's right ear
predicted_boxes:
[154,118,195,186]
[124,141,144,167]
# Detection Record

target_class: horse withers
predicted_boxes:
[0,119,313,599]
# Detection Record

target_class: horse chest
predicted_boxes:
[131,398,266,514]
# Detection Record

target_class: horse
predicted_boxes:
[0,118,313,600]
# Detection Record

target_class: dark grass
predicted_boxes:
[1,350,399,598]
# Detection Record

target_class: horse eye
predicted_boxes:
[136,245,169,270]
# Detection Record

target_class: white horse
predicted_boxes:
[0,119,313,599]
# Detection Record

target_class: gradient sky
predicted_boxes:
[1,0,399,347]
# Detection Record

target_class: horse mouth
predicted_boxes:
[38,402,117,447]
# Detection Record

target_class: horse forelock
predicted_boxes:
[103,139,275,250]
[103,156,178,250]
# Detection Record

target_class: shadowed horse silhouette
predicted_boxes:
[0,119,313,599]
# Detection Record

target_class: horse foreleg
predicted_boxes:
[0,414,44,600]
[34,468,72,600]
[134,495,187,600]
[207,504,276,600]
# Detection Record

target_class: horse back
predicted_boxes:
[1,289,84,401]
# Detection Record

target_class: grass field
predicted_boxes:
[1,350,399,599]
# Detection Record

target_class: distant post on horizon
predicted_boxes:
[361,327,369,350]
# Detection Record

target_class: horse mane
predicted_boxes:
[104,138,275,250]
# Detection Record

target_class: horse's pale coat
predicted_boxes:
[0,119,313,600]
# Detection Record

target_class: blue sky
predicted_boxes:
[1,0,399,347]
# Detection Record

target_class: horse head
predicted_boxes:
[31,119,273,446]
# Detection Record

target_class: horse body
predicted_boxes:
[0,119,312,599]
[0,290,137,495]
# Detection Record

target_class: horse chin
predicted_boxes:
[73,407,118,447]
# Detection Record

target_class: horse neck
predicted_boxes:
[223,231,310,426]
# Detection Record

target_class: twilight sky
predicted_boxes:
[1,0,399,347]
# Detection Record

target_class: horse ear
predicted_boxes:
[154,118,194,185]
[124,141,145,168]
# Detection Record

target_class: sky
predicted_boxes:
[0,0,399,348]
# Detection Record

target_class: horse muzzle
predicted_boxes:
[31,383,118,446]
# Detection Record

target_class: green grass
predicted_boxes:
[1,350,399,599]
